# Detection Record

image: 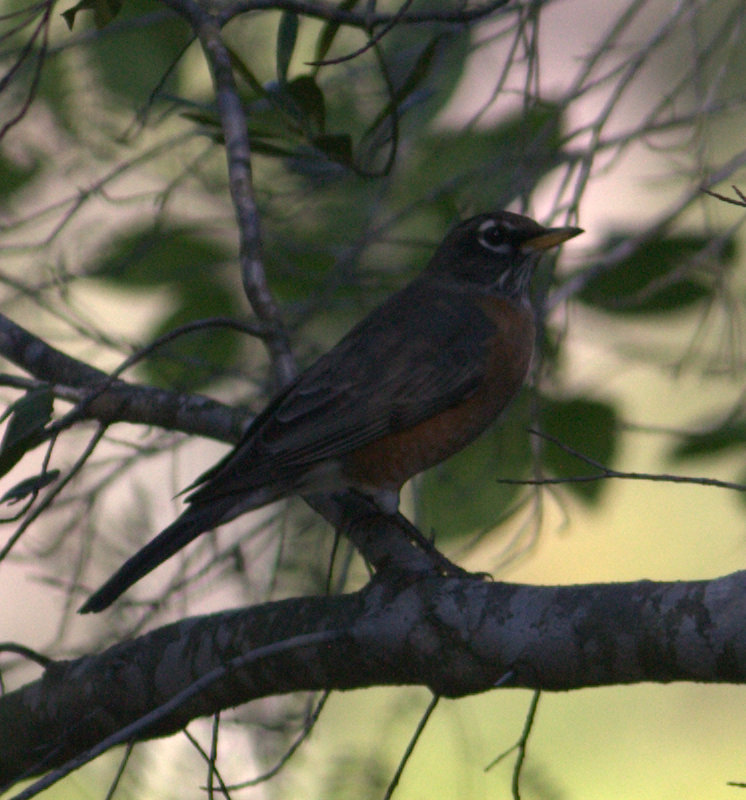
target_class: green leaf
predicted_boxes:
[287,76,326,133]
[367,35,443,136]
[243,84,307,139]
[180,110,220,128]
[541,398,618,503]
[144,282,244,390]
[416,394,533,541]
[0,386,54,477]
[62,0,122,30]
[185,110,304,155]
[228,49,268,98]
[400,28,470,128]
[670,422,746,460]
[88,226,241,390]
[312,133,353,165]
[276,12,299,83]
[397,105,564,212]
[1,471,60,504]
[90,226,233,287]
[312,0,361,67]
[88,0,190,103]
[0,154,39,207]
[577,235,735,315]
[262,217,339,303]
[249,137,300,158]
[181,110,223,141]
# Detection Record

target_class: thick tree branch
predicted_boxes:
[0,313,245,442]
[3,569,746,790]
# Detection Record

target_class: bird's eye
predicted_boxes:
[477,220,511,253]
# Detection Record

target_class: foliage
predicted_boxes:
[1,0,746,797]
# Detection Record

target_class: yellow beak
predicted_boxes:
[521,225,584,252]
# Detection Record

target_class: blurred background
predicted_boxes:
[1,0,746,797]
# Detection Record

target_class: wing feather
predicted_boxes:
[188,280,497,504]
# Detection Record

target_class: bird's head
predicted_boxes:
[426,210,583,299]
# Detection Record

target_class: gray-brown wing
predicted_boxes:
[188,281,497,503]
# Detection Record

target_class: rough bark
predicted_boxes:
[3,569,746,790]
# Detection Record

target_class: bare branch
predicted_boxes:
[0,0,53,142]
[222,692,329,789]
[383,693,439,800]
[4,570,746,791]
[703,184,746,208]
[495,428,746,495]
[307,0,417,67]
[0,314,245,441]
[160,0,296,387]
[216,0,513,28]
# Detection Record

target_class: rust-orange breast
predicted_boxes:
[342,296,535,492]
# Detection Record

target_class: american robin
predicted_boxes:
[81,210,582,612]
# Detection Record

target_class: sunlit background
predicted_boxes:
[2,0,746,797]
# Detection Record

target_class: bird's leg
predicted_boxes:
[320,490,477,580]
[385,511,482,580]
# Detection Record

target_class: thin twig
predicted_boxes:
[182,727,231,799]
[703,185,746,208]
[102,743,134,800]
[9,629,346,800]
[226,692,331,787]
[496,429,746,494]
[0,425,106,563]
[0,643,53,668]
[511,691,540,800]
[383,693,440,800]
[307,0,416,66]
[483,689,541,800]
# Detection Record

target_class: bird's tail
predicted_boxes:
[79,499,237,614]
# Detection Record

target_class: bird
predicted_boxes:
[80,210,582,613]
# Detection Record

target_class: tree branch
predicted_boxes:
[159,0,296,388]
[216,0,513,27]
[0,313,245,442]
[3,569,746,791]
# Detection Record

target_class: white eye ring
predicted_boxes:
[477,219,512,254]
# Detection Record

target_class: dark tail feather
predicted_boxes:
[79,501,234,613]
